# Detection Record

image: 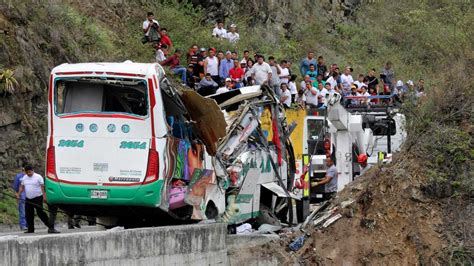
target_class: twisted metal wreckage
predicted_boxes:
[176,84,298,224]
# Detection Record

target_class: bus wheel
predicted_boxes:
[96,216,118,230]
[256,205,281,227]
[205,201,218,220]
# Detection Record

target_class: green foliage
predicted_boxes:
[0,68,18,94]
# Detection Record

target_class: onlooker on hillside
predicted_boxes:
[12,166,27,231]
[288,74,298,103]
[160,49,187,85]
[159,28,173,50]
[155,44,168,63]
[313,74,326,89]
[249,55,272,85]
[17,165,59,234]
[226,24,240,43]
[300,51,317,76]
[353,74,366,89]
[280,83,292,108]
[212,21,227,39]
[369,86,379,104]
[186,64,198,88]
[415,79,425,98]
[219,51,234,82]
[195,47,207,78]
[203,48,220,84]
[316,56,328,79]
[340,66,354,96]
[305,64,318,81]
[231,51,238,60]
[197,73,219,96]
[278,60,291,84]
[381,61,395,88]
[366,68,379,91]
[216,50,225,66]
[304,81,319,108]
[142,12,160,43]
[240,50,250,65]
[187,44,199,65]
[268,56,281,95]
[229,59,245,88]
[216,78,233,94]
[326,72,338,90]
[295,89,306,109]
[243,59,254,85]
[300,75,311,91]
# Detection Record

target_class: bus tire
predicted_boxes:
[256,205,280,227]
[205,201,218,220]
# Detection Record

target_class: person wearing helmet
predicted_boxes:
[357,154,370,176]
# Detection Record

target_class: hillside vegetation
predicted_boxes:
[0,1,472,263]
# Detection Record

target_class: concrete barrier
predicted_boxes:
[0,223,228,266]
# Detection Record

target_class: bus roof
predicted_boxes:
[51,62,165,78]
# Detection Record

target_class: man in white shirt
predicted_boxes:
[300,75,311,91]
[17,165,59,233]
[278,60,290,84]
[143,12,160,37]
[340,66,354,95]
[280,83,292,108]
[353,74,366,89]
[250,55,272,85]
[212,21,227,38]
[226,24,240,43]
[155,44,167,63]
[304,81,319,107]
[216,78,233,94]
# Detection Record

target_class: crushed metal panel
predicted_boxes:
[219,91,262,109]
[261,182,300,200]
[180,90,227,155]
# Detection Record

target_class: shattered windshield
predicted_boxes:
[55,78,148,116]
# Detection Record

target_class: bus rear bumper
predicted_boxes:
[45,178,164,208]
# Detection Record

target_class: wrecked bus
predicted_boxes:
[45,62,297,227]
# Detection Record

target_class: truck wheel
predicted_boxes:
[256,205,281,226]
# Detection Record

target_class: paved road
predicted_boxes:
[0,225,100,238]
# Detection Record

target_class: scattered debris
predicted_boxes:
[236,223,252,234]
[322,214,343,228]
[107,226,125,232]
[289,234,308,252]
[258,224,282,234]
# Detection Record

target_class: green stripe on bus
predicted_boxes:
[235,194,253,203]
[45,178,163,207]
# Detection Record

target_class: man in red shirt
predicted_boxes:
[159,28,173,51]
[160,49,186,85]
[229,59,244,88]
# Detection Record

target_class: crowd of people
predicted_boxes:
[145,13,426,108]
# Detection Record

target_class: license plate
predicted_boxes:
[90,190,108,199]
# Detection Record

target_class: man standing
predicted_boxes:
[142,12,160,43]
[316,56,328,80]
[268,56,281,95]
[203,48,220,84]
[300,51,317,76]
[17,165,59,233]
[219,51,234,82]
[340,66,354,96]
[12,167,27,231]
[381,61,395,89]
[250,55,272,85]
[226,24,240,43]
[212,20,227,39]
[311,158,338,200]
[229,59,244,88]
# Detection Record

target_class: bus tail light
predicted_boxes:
[46,146,58,180]
[144,149,159,184]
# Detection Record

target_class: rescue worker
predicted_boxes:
[311,157,338,200]
[358,154,370,176]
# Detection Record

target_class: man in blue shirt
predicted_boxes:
[300,51,317,76]
[219,51,234,83]
[12,167,27,230]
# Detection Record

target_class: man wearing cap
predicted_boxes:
[212,20,227,38]
[195,47,207,78]
[249,55,272,85]
[226,24,240,43]
[357,154,370,176]
[216,78,233,94]
[219,51,234,83]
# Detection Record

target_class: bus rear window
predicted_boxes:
[55,79,148,116]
